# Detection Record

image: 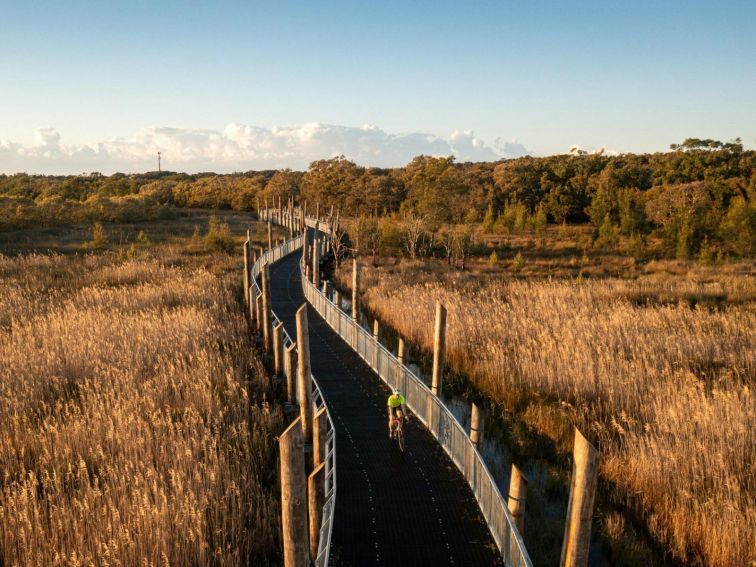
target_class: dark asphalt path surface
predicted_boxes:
[268,251,502,567]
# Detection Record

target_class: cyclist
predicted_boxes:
[387,387,407,439]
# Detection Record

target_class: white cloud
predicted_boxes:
[0,123,532,174]
[566,143,620,157]
[32,127,61,150]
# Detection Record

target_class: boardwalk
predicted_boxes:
[269,251,502,567]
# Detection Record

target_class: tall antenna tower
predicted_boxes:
[157,151,162,172]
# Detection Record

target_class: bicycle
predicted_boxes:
[391,413,406,452]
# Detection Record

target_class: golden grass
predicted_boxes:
[341,261,755,567]
[0,252,282,565]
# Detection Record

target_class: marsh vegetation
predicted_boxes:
[0,214,286,565]
[337,258,755,567]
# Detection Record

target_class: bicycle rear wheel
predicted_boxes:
[397,427,405,452]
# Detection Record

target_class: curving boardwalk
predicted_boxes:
[269,251,502,567]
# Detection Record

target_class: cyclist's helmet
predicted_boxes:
[393,388,401,395]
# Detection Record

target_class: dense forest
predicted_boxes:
[1,138,753,259]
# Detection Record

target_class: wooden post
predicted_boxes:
[393,337,406,390]
[243,240,250,305]
[560,428,599,567]
[255,293,263,333]
[322,280,328,295]
[267,221,273,250]
[508,464,528,536]
[316,201,320,221]
[431,301,447,397]
[308,462,326,563]
[279,417,309,567]
[261,265,272,353]
[351,259,359,320]
[305,265,311,283]
[284,343,297,404]
[313,407,327,467]
[334,290,341,310]
[312,238,320,287]
[470,403,483,447]
[373,319,380,368]
[273,323,284,376]
[303,231,309,266]
[296,305,313,444]
[248,285,256,321]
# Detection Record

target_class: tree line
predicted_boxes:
[1,138,753,259]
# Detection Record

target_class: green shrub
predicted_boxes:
[511,251,524,272]
[89,222,108,249]
[594,214,619,251]
[204,215,236,253]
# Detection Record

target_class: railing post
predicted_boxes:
[351,259,359,321]
[308,462,326,563]
[267,220,273,251]
[470,403,483,447]
[284,343,297,404]
[273,322,284,376]
[243,239,250,305]
[334,290,341,311]
[373,320,380,369]
[560,427,599,567]
[432,301,446,397]
[302,231,309,266]
[313,406,327,467]
[296,305,313,445]
[508,464,528,536]
[279,417,308,567]
[312,237,320,287]
[261,265,273,353]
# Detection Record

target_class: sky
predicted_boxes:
[1,0,754,174]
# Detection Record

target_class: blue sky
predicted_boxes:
[1,0,754,173]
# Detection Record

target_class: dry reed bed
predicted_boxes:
[0,254,281,566]
[342,263,755,567]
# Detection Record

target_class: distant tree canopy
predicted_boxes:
[1,139,753,257]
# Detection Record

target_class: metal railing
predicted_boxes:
[299,225,533,567]
[248,229,336,567]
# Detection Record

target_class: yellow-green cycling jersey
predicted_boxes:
[387,394,406,408]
